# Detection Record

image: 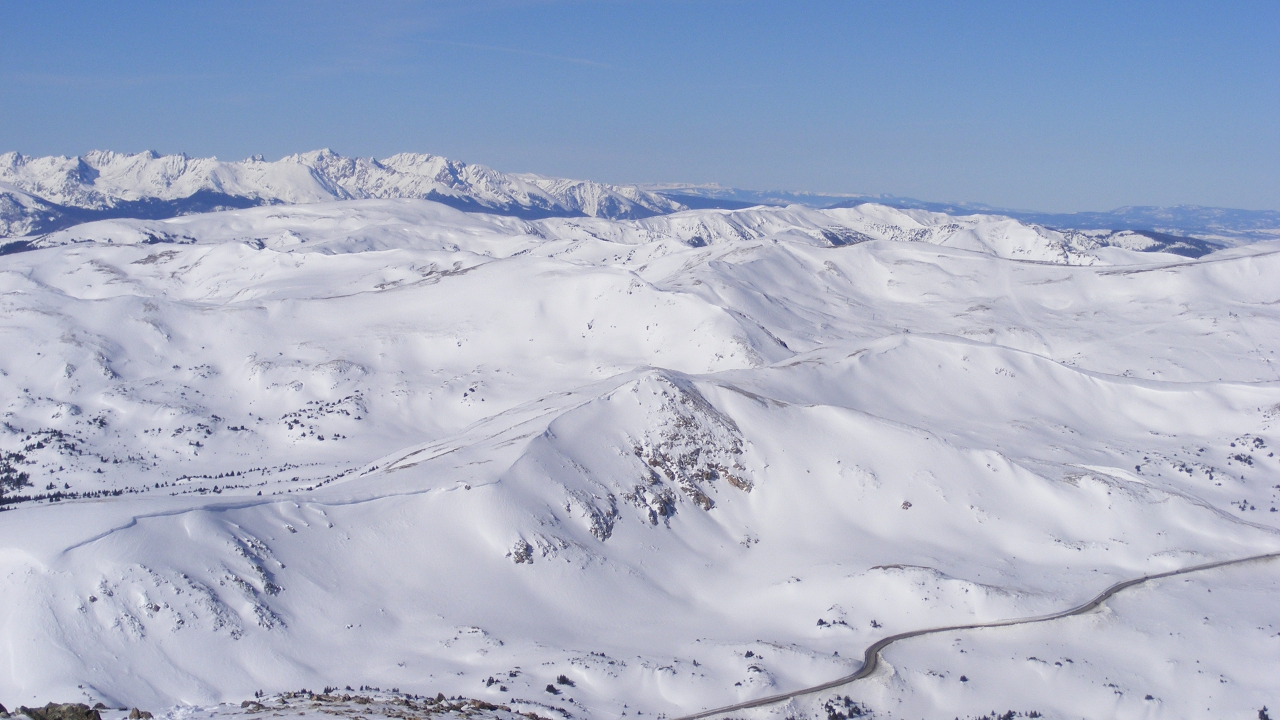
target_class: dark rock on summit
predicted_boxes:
[18,704,102,720]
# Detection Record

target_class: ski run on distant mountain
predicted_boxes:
[2,154,1280,720]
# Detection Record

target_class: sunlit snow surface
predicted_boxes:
[2,200,1279,720]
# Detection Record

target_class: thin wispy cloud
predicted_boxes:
[426,39,613,69]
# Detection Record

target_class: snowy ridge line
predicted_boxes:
[845,331,1280,391]
[1093,243,1280,274]
[0,149,1253,258]
[0,148,687,237]
[1076,464,1280,538]
[373,404,568,475]
[674,551,1280,720]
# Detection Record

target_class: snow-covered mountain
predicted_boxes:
[7,150,1275,257]
[0,182,63,238]
[652,183,1280,247]
[8,199,1164,266]
[0,150,686,237]
[2,195,1279,720]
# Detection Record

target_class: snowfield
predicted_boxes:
[1,198,1279,720]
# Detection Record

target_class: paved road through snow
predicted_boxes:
[674,551,1280,720]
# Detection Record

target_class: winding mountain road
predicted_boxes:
[674,551,1280,720]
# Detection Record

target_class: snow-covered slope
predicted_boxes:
[8,199,1159,266]
[0,182,63,238]
[654,184,1280,249]
[2,198,1279,720]
[0,150,685,237]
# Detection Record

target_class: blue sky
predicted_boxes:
[2,0,1277,212]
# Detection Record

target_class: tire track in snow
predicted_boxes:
[675,551,1280,720]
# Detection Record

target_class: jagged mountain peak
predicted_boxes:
[0,149,689,235]
[83,148,166,164]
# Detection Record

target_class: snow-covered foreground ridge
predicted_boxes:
[2,198,1280,720]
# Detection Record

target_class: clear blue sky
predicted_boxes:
[2,1,1277,212]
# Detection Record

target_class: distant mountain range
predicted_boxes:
[0,149,684,238]
[646,184,1280,245]
[3,150,1277,252]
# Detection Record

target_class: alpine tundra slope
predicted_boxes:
[1,196,1279,720]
